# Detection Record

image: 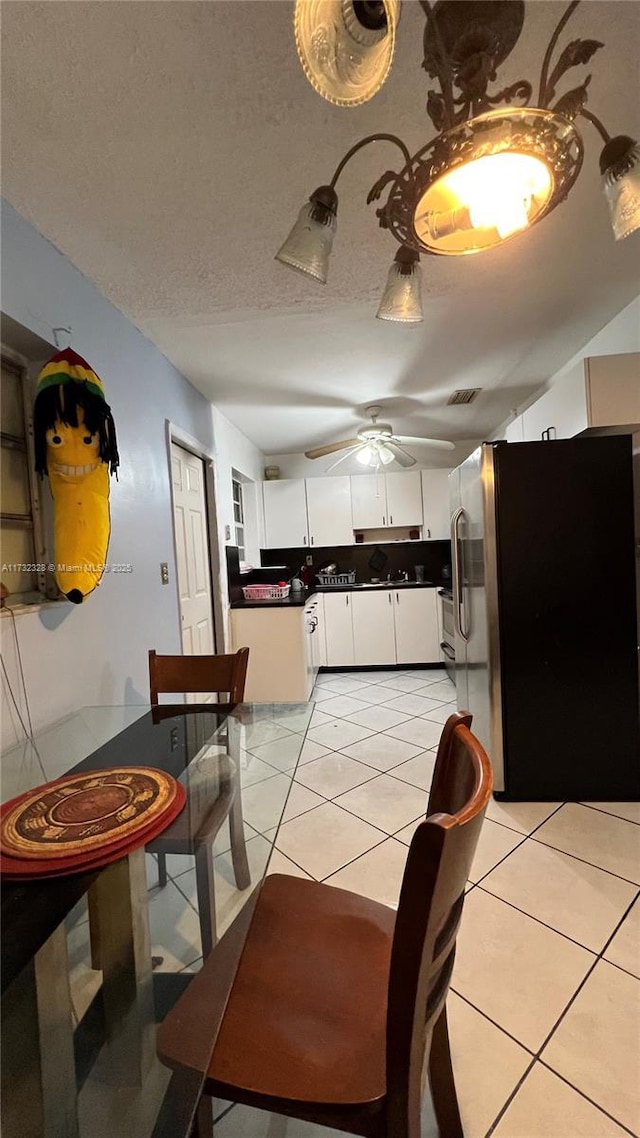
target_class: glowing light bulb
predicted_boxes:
[444,153,552,239]
[378,444,395,464]
[357,444,376,466]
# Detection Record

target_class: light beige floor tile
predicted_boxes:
[381,692,447,716]
[272,705,314,733]
[247,733,305,772]
[148,878,202,972]
[392,750,437,791]
[482,839,637,950]
[582,801,640,825]
[394,818,422,845]
[339,733,425,770]
[421,679,456,703]
[238,750,284,787]
[376,674,430,693]
[315,693,374,719]
[384,718,444,750]
[325,838,408,907]
[404,668,448,683]
[241,772,291,833]
[295,751,377,797]
[310,685,334,703]
[281,781,325,822]
[266,848,312,879]
[453,889,594,1050]
[214,1102,349,1137]
[314,676,372,695]
[307,719,376,751]
[344,704,413,731]
[241,720,293,750]
[297,738,330,765]
[534,803,640,884]
[421,704,455,725]
[543,960,640,1133]
[275,801,385,880]
[467,820,524,883]
[604,897,640,978]
[493,1062,629,1137]
[485,798,561,835]
[353,669,409,683]
[334,773,426,834]
[159,821,259,880]
[175,834,271,941]
[448,993,532,1138]
[309,708,338,729]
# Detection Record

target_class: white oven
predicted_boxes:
[438,588,456,683]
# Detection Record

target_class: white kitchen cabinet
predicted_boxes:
[351,590,397,666]
[393,588,440,665]
[263,479,308,548]
[420,469,451,539]
[350,473,388,528]
[385,471,423,527]
[306,476,353,547]
[323,591,355,666]
[521,352,640,442]
[351,471,423,530]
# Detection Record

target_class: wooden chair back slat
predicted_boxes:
[385,713,493,1130]
[148,647,249,707]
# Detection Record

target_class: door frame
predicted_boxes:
[165,421,225,655]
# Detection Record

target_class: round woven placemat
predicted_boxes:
[1,767,177,860]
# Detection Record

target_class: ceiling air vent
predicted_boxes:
[447,388,481,406]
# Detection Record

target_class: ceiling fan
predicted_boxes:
[304,406,455,471]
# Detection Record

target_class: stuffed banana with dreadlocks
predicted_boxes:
[34,348,119,604]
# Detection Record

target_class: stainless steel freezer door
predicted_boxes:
[457,446,503,791]
[449,467,469,713]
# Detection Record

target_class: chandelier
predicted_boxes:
[276,0,640,323]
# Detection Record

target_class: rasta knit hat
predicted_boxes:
[35,347,105,400]
[34,348,119,477]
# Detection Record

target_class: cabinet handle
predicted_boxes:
[303,535,307,544]
[382,515,386,526]
[311,536,314,545]
[428,528,431,539]
[388,593,392,605]
[389,515,393,525]
[346,595,349,606]
[396,592,399,604]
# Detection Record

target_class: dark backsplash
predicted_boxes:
[260,540,452,586]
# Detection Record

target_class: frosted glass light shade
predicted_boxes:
[376,250,423,323]
[294,0,400,108]
[601,139,640,240]
[275,195,337,283]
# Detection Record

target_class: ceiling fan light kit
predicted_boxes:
[279,0,638,319]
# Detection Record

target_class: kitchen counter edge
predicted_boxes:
[230,581,444,610]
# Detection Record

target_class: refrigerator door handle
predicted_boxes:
[451,506,470,643]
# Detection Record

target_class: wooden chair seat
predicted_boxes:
[207,874,395,1106]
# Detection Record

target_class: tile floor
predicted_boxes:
[67,669,640,1137]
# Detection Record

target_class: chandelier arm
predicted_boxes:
[329,134,412,190]
[538,0,581,105]
[418,0,456,128]
[578,107,611,144]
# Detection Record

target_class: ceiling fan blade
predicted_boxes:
[386,441,416,468]
[304,438,360,459]
[325,445,362,472]
[394,436,456,451]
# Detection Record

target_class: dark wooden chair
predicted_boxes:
[157,711,493,1137]
[147,648,251,956]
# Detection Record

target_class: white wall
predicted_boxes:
[493,296,640,437]
[263,440,481,480]
[0,201,263,747]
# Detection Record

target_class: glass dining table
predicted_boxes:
[0,700,313,1138]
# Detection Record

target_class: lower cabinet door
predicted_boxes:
[351,590,397,666]
[323,592,355,667]
[394,589,439,664]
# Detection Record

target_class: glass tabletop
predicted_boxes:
[0,701,314,1138]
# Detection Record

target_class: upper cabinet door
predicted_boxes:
[306,476,353,547]
[385,471,423,527]
[263,479,308,548]
[420,469,451,539]
[351,474,388,528]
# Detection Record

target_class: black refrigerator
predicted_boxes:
[450,435,640,801]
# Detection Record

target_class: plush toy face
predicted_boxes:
[46,411,101,478]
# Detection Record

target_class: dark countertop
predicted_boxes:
[230,581,445,609]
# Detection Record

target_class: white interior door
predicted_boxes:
[171,442,215,661]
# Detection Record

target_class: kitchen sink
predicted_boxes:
[352,580,432,588]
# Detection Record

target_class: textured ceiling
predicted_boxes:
[2,0,640,455]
